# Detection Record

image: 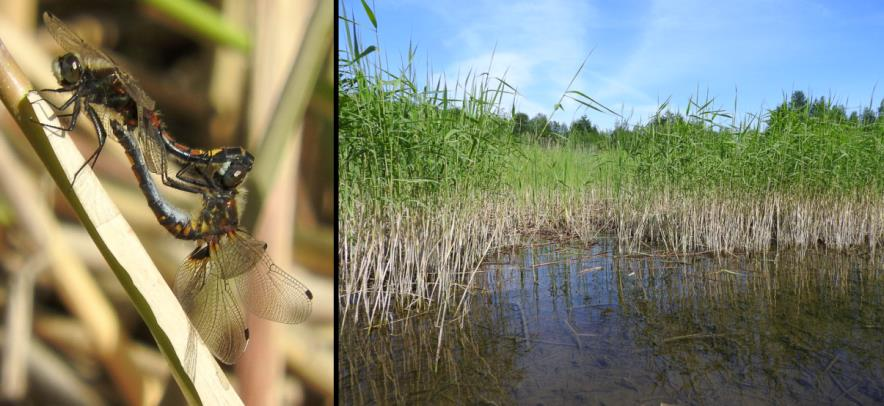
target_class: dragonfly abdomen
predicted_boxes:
[112,122,199,239]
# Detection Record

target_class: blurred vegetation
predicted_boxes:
[0,0,332,404]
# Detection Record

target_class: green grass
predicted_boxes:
[501,144,633,192]
[621,98,884,196]
[339,0,518,207]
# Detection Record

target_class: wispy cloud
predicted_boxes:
[355,0,884,129]
[421,0,599,117]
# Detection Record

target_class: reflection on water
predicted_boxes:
[339,293,523,404]
[340,240,884,405]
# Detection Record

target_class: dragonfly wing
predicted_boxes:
[214,232,263,280]
[248,260,313,324]
[117,73,156,111]
[175,244,249,365]
[133,108,167,175]
[43,13,157,111]
[225,233,314,324]
[43,13,117,70]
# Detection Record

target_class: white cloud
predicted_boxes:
[375,0,873,130]
[421,0,599,118]
[447,52,539,92]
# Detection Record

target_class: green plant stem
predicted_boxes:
[242,0,333,229]
[143,0,250,50]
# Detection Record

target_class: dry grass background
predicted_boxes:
[340,190,884,328]
[0,0,332,404]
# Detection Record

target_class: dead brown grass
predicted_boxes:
[339,189,884,326]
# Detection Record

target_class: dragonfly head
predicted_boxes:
[215,150,255,190]
[52,53,84,86]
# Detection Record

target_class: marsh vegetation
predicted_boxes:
[339,2,884,403]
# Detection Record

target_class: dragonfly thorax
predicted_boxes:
[197,192,241,234]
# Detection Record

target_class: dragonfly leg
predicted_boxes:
[72,105,107,183]
[156,161,211,194]
[177,161,213,187]
[151,160,207,194]
[31,86,77,111]
[32,95,81,135]
[161,172,205,194]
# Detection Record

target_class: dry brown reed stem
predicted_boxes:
[242,0,331,232]
[207,0,248,145]
[248,0,311,143]
[342,187,884,326]
[283,325,334,397]
[238,0,326,396]
[0,14,55,90]
[12,337,106,405]
[0,253,44,400]
[238,134,300,404]
[0,123,148,403]
[611,190,883,254]
[33,315,170,397]
[240,1,333,393]
[0,0,36,32]
[340,198,518,328]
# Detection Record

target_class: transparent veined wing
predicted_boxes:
[175,243,249,365]
[225,232,313,323]
[43,12,157,111]
[174,232,313,364]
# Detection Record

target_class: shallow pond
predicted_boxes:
[340,240,884,405]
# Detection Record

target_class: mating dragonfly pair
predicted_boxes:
[36,12,312,365]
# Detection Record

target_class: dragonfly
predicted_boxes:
[110,119,313,364]
[38,12,252,192]
[37,12,311,366]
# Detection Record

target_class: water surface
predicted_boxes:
[341,240,884,405]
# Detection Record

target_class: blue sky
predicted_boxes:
[340,0,884,130]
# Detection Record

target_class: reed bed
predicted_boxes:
[610,189,884,254]
[339,196,516,326]
[339,2,884,327]
[340,188,884,326]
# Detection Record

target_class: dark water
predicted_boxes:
[340,241,884,405]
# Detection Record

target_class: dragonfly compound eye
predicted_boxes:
[218,153,254,189]
[53,53,83,86]
[224,168,246,188]
[217,162,244,189]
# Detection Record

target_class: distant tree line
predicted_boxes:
[768,90,884,130]
[513,112,606,149]
[511,90,884,150]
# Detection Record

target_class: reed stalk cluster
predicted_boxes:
[339,2,884,325]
